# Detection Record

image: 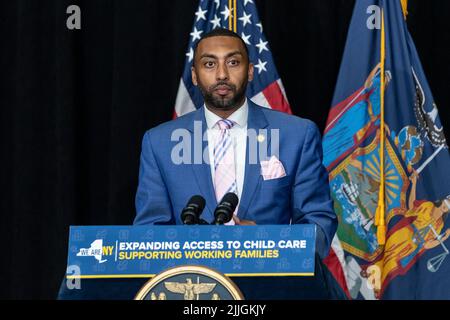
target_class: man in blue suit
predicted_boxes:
[134,28,337,259]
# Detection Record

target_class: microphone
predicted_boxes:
[181,195,206,225]
[213,193,239,225]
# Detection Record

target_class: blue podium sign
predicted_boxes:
[66,225,316,279]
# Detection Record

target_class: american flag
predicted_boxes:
[174,0,292,117]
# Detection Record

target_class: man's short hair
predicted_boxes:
[193,28,250,65]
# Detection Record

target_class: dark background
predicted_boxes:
[0,0,449,299]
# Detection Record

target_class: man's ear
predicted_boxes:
[248,63,254,82]
[191,66,198,86]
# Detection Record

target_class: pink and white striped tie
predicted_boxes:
[213,119,237,225]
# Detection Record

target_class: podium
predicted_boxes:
[57,254,346,299]
[57,225,347,300]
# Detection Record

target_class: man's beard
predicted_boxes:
[199,81,247,110]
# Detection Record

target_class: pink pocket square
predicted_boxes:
[260,156,286,180]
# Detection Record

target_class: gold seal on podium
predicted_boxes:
[134,265,244,300]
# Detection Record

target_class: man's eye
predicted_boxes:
[204,61,215,68]
[228,60,240,66]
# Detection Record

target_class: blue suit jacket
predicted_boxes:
[134,101,337,258]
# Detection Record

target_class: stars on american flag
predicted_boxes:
[255,58,267,74]
[185,1,274,77]
[255,38,268,54]
[241,32,251,45]
[238,11,252,27]
[195,7,207,22]
[220,5,232,21]
[210,14,221,29]
[190,26,203,41]
[186,47,194,62]
[256,22,263,33]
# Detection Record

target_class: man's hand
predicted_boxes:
[232,216,256,225]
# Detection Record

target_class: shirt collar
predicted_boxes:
[204,98,249,129]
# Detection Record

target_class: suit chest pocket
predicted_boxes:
[259,175,291,190]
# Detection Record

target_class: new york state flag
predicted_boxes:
[323,0,450,299]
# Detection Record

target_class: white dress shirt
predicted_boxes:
[204,99,248,201]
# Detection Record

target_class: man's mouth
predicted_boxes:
[213,85,233,96]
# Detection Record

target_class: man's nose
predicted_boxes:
[216,62,229,80]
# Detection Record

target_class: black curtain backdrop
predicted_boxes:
[0,0,449,299]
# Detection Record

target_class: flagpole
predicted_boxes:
[400,0,408,19]
[375,8,386,246]
[228,0,237,32]
[228,0,232,30]
[233,0,237,32]
[374,0,409,245]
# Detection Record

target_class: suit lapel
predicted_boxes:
[188,107,217,222]
[188,103,270,222]
[237,102,269,219]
